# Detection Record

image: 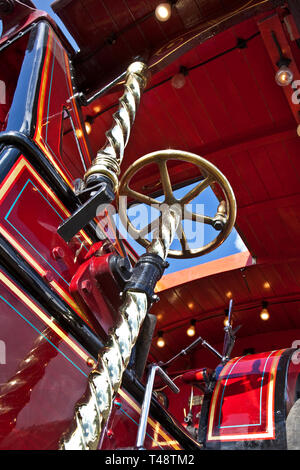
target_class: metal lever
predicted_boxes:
[135,364,179,449]
[222,299,241,362]
[159,334,223,370]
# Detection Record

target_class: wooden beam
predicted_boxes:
[155,251,254,293]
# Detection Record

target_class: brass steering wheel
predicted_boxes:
[118,150,236,258]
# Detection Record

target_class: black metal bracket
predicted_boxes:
[123,253,169,304]
[57,176,115,242]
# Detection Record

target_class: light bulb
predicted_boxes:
[260,308,269,321]
[224,317,229,327]
[275,65,293,86]
[157,332,165,348]
[93,105,101,113]
[75,129,83,138]
[186,321,196,337]
[260,301,270,321]
[171,72,186,89]
[85,121,92,135]
[155,3,172,22]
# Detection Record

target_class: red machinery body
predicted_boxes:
[0,1,299,451]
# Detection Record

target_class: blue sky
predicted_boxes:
[34,0,79,50]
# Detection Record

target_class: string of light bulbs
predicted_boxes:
[84,31,261,133]
[154,296,300,348]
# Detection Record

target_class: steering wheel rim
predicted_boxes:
[118,149,237,259]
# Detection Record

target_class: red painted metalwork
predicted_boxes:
[181,368,212,385]
[207,350,284,444]
[0,0,299,451]
[0,269,91,450]
[69,251,123,336]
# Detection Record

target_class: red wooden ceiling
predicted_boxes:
[52,0,276,92]
[53,1,300,363]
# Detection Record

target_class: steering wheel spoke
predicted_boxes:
[176,223,190,255]
[184,210,214,226]
[124,187,160,207]
[180,176,214,205]
[157,159,174,201]
[139,215,162,238]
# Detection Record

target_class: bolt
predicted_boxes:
[86,357,96,368]
[81,279,92,294]
[43,270,54,283]
[52,246,64,260]
[107,429,114,439]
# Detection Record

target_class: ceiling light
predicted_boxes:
[260,301,270,321]
[157,331,165,348]
[186,319,196,337]
[85,116,93,135]
[155,3,172,22]
[93,105,101,113]
[271,30,294,87]
[275,65,293,87]
[85,121,92,135]
[171,65,188,89]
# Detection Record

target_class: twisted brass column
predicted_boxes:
[59,206,180,450]
[84,62,149,192]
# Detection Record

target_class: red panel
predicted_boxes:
[207,350,285,442]
[0,271,91,450]
[0,157,92,325]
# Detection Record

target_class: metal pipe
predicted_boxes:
[136,364,179,449]
[84,70,127,105]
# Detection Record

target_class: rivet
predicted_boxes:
[81,279,92,294]
[86,357,96,368]
[43,270,54,282]
[52,246,64,260]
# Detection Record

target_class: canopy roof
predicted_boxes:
[50,0,300,367]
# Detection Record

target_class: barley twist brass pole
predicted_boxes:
[83,62,149,192]
[59,206,180,450]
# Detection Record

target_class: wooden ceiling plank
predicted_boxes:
[249,144,286,200]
